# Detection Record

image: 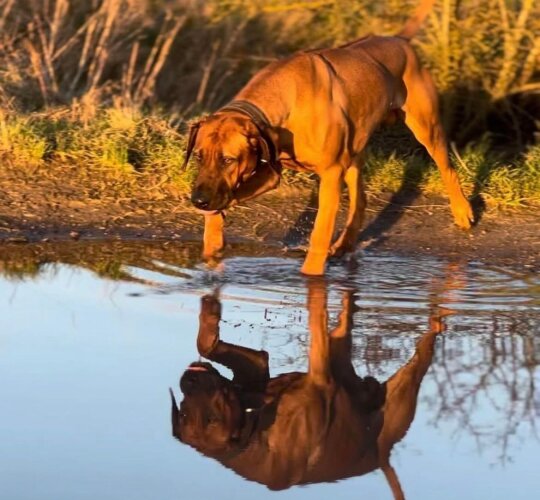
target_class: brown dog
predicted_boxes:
[170,282,447,498]
[185,0,474,274]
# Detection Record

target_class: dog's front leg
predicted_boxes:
[197,294,269,386]
[301,167,343,275]
[202,212,225,259]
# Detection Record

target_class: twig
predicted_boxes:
[449,142,473,175]
[196,40,221,106]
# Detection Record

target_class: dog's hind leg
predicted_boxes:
[401,66,473,229]
[381,463,405,500]
[330,155,367,257]
[376,309,445,500]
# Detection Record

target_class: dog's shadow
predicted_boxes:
[284,182,319,248]
[170,280,448,497]
[359,149,428,247]
[284,147,430,251]
[285,132,488,252]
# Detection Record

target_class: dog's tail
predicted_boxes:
[397,0,436,40]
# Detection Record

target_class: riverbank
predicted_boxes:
[1,167,538,273]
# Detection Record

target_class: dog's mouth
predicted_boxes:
[180,361,223,394]
[194,208,223,216]
[187,361,215,372]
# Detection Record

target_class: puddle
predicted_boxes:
[0,242,539,500]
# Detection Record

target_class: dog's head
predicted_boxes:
[170,361,244,455]
[185,113,276,212]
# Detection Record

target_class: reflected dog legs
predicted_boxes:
[378,308,450,500]
[197,293,270,386]
[328,289,357,382]
[306,279,332,386]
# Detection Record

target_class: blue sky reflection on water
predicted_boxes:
[0,254,539,500]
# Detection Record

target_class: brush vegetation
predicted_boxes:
[0,0,539,207]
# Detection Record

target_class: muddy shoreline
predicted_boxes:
[1,179,538,272]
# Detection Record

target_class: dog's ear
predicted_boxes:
[250,132,281,176]
[182,120,203,169]
[258,134,272,165]
[169,388,182,440]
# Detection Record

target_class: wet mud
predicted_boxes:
[1,184,539,272]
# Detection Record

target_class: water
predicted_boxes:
[0,242,538,500]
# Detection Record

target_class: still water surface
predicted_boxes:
[0,243,538,500]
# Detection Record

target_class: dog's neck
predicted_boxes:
[234,97,287,129]
[218,100,272,132]
[234,70,291,128]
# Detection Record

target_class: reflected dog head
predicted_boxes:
[185,113,274,212]
[170,361,244,455]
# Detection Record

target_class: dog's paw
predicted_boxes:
[451,200,474,230]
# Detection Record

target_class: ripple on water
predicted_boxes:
[125,252,539,318]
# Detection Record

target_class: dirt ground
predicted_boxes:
[1,168,538,272]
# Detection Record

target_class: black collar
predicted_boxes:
[218,100,272,132]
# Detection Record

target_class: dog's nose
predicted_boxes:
[191,190,210,210]
[181,375,197,395]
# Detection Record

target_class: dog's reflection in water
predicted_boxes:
[170,280,446,499]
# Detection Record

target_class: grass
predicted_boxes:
[0,106,194,198]
[364,139,540,207]
[0,113,49,167]
[0,0,538,208]
[0,104,538,207]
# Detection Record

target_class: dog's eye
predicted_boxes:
[206,415,220,425]
[222,157,236,166]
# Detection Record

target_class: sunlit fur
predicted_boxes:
[189,0,474,276]
[190,114,260,211]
